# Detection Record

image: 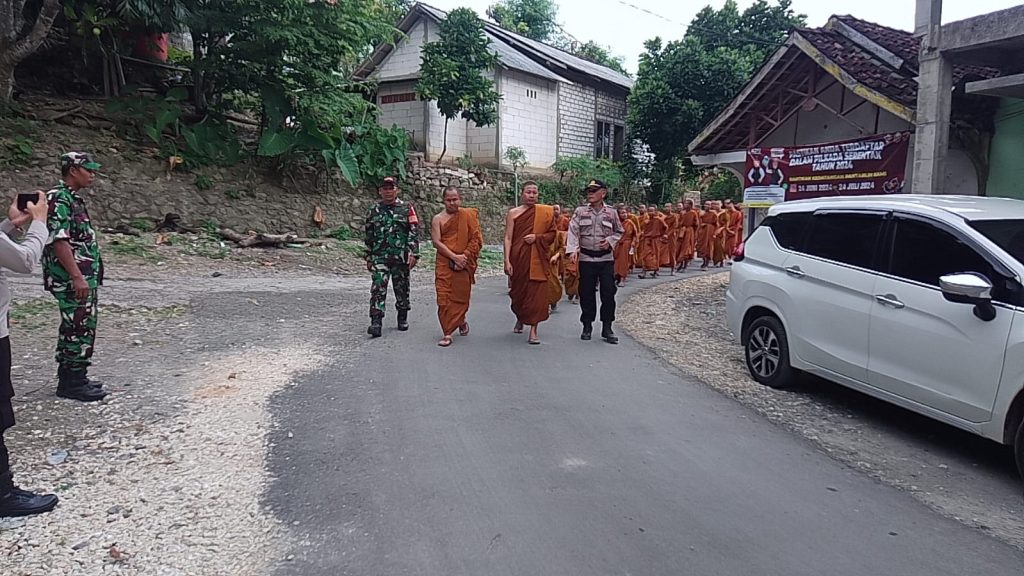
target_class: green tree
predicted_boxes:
[486,0,558,41]
[567,40,628,76]
[417,7,501,162]
[0,0,61,102]
[627,0,803,198]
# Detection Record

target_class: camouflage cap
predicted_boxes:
[60,152,102,172]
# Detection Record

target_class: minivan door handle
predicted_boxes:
[875,294,906,309]
[785,266,805,278]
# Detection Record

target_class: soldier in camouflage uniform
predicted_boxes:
[42,153,107,402]
[364,176,420,337]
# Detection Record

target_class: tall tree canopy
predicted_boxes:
[486,0,558,41]
[627,0,804,199]
[417,7,501,162]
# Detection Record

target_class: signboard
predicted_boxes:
[743,132,911,207]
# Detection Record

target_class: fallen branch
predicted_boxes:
[218,228,327,248]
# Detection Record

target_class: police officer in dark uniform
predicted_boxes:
[566,180,624,344]
[363,177,420,338]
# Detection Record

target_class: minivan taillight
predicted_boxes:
[733,241,745,262]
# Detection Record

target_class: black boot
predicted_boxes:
[581,322,593,341]
[0,474,59,518]
[397,310,409,332]
[367,317,382,338]
[56,367,107,402]
[602,322,619,345]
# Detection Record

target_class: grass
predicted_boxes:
[10,299,56,323]
[107,237,160,262]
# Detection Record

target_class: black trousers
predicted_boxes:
[0,337,13,493]
[578,260,617,325]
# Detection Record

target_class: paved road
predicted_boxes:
[268,273,1024,575]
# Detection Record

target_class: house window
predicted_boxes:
[526,89,538,99]
[381,92,416,104]
[595,121,625,161]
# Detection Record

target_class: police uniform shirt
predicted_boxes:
[566,204,623,263]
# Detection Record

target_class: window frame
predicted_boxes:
[795,209,891,273]
[878,212,1022,306]
[594,120,624,161]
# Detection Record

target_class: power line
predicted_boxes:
[611,0,786,47]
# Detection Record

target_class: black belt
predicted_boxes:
[580,248,612,258]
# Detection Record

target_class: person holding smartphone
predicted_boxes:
[42,152,107,402]
[0,191,60,517]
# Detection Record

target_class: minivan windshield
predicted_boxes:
[969,220,1024,266]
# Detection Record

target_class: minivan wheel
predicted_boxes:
[1014,417,1024,481]
[744,316,796,389]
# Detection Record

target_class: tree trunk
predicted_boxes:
[0,0,61,103]
[437,118,449,163]
[0,65,14,103]
[191,35,208,112]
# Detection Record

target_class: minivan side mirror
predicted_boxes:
[940,272,996,321]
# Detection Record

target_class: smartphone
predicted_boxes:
[17,193,38,212]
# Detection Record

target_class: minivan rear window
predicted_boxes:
[803,212,885,270]
[762,212,811,251]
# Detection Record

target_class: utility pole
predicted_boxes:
[911,0,953,195]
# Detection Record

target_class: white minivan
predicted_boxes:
[726,195,1024,479]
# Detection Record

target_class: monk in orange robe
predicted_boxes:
[713,200,729,267]
[547,228,566,311]
[554,204,571,232]
[724,199,742,262]
[563,249,580,304]
[732,202,745,252]
[431,188,483,347]
[613,206,640,285]
[504,181,557,344]
[674,200,699,271]
[659,202,679,273]
[629,210,643,271]
[697,200,717,270]
[639,205,667,278]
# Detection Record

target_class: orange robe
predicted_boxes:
[660,213,679,269]
[733,209,745,248]
[435,208,483,335]
[556,214,570,232]
[546,230,566,306]
[676,209,699,264]
[614,218,640,280]
[509,204,556,325]
[697,210,717,259]
[564,255,579,298]
[629,215,642,269]
[713,210,729,264]
[640,215,667,272]
[724,209,742,257]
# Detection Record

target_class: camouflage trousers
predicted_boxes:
[369,262,410,319]
[50,289,98,370]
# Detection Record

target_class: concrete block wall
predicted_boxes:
[377,81,425,150]
[375,20,434,81]
[596,89,627,123]
[465,70,499,165]
[499,70,558,168]
[426,100,468,160]
[557,83,597,157]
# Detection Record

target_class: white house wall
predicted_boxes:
[427,100,468,160]
[500,70,558,168]
[375,19,435,81]
[377,81,425,150]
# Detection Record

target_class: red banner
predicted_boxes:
[743,132,911,206]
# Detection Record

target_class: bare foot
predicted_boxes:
[514,322,524,334]
[528,326,540,345]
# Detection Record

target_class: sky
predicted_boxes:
[426,0,1024,73]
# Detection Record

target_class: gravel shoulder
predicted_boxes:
[619,273,1024,551]
[0,235,472,574]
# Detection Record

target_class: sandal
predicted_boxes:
[513,322,524,334]
[528,337,540,345]
[438,336,453,347]
[459,323,470,337]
